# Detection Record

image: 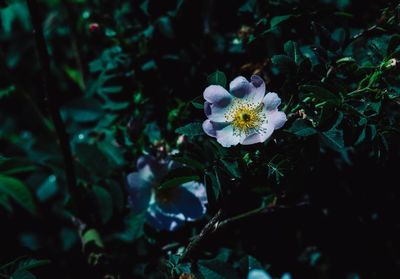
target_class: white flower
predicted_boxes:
[202,75,287,147]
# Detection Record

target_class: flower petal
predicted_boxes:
[215,124,241,147]
[126,172,152,212]
[229,75,266,103]
[203,119,217,137]
[204,101,212,117]
[202,120,230,138]
[207,101,229,122]
[229,76,251,99]
[268,110,287,129]
[250,75,266,103]
[241,124,274,145]
[203,85,232,106]
[263,92,281,111]
[247,269,272,279]
[146,203,183,231]
[181,181,207,212]
[155,185,205,222]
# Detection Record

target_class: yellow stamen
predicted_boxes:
[224,99,266,136]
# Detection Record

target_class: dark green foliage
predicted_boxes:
[2,0,400,278]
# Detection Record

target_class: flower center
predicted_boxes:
[225,99,266,136]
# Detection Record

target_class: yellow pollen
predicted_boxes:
[224,99,266,136]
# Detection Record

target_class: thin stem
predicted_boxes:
[26,0,82,209]
[180,209,223,261]
[218,203,267,228]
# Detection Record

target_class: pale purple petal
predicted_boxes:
[181,181,208,213]
[126,172,152,212]
[229,75,265,103]
[202,120,230,138]
[229,76,252,98]
[203,119,217,137]
[155,185,205,221]
[250,75,266,103]
[204,101,212,117]
[263,92,281,111]
[207,103,230,122]
[215,125,241,147]
[146,203,183,231]
[241,124,275,145]
[203,85,232,106]
[267,110,287,129]
[248,269,272,279]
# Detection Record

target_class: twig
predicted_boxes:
[180,209,223,261]
[26,0,82,209]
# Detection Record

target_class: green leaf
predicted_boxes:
[75,143,111,178]
[172,156,205,171]
[0,175,37,215]
[207,70,227,87]
[284,41,304,64]
[116,211,146,242]
[36,175,58,202]
[319,129,345,152]
[197,259,240,279]
[0,193,12,213]
[205,169,221,202]
[82,228,104,248]
[90,186,113,225]
[0,85,15,99]
[336,57,356,64]
[175,122,204,136]
[144,122,161,142]
[288,119,317,137]
[62,98,103,123]
[220,159,240,178]
[300,85,339,103]
[16,258,51,271]
[270,15,291,28]
[158,175,199,190]
[271,55,296,73]
[10,270,36,279]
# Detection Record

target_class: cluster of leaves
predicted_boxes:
[1,0,400,278]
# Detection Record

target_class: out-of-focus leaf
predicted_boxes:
[82,228,104,248]
[10,270,36,279]
[270,15,291,28]
[175,122,204,136]
[90,186,113,225]
[61,98,103,123]
[36,175,58,202]
[16,258,51,271]
[0,175,37,215]
[115,212,146,242]
[0,85,15,99]
[75,143,111,178]
[207,71,227,88]
[144,122,161,142]
[271,55,296,73]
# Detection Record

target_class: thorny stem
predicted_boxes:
[180,209,223,261]
[26,0,82,208]
[178,200,310,258]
